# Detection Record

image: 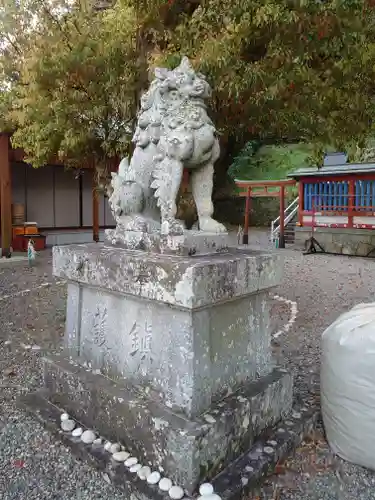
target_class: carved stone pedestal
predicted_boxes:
[23,242,299,498]
[105,227,230,256]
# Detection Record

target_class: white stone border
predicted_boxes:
[272,295,298,339]
[59,412,221,500]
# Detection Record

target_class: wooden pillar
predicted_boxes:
[348,178,354,228]
[242,187,251,244]
[79,173,83,228]
[0,134,12,257]
[92,168,99,242]
[298,181,304,226]
[279,185,286,249]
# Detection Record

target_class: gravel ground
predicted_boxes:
[0,233,374,499]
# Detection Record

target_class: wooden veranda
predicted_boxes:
[0,133,118,256]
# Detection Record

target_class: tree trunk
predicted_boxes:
[213,133,242,200]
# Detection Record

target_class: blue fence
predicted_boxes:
[303,180,375,212]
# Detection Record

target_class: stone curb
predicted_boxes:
[19,391,320,500]
[212,406,320,500]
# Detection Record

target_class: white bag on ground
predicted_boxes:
[321,302,375,470]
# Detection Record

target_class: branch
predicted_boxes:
[2,34,22,56]
[69,83,93,99]
[42,4,73,51]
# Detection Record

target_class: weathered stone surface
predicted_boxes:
[106,57,226,241]
[20,387,316,500]
[105,228,230,256]
[54,244,280,416]
[65,284,272,416]
[53,243,282,309]
[43,355,293,493]
[295,227,375,257]
[49,241,292,495]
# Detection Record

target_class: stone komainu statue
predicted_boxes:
[108,57,226,238]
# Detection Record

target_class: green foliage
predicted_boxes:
[153,0,375,151]
[227,141,261,180]
[0,0,147,168]
[1,0,375,175]
[229,142,314,181]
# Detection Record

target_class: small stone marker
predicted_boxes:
[61,419,75,432]
[168,486,184,500]
[137,466,152,480]
[124,457,138,467]
[147,471,161,485]
[112,451,130,462]
[130,463,142,473]
[104,441,112,451]
[81,430,96,444]
[199,483,214,496]
[109,443,121,454]
[72,427,83,437]
[159,478,173,491]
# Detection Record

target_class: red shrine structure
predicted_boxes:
[289,152,375,257]
[0,133,117,257]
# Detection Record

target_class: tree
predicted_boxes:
[154,0,375,177]
[0,0,149,177]
[1,0,375,186]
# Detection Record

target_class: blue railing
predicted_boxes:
[303,180,375,212]
[355,180,375,212]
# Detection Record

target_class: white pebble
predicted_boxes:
[204,414,216,424]
[61,419,75,432]
[197,495,222,500]
[112,451,130,462]
[72,427,83,437]
[60,412,70,422]
[169,486,184,500]
[199,483,214,496]
[104,441,112,451]
[137,466,152,480]
[109,443,121,454]
[130,463,142,473]
[267,440,278,447]
[31,345,41,350]
[125,457,138,467]
[159,478,173,491]
[147,471,161,485]
[93,438,103,445]
[81,430,96,444]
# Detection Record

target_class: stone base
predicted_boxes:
[20,387,318,500]
[42,355,293,493]
[105,227,230,256]
[54,244,282,418]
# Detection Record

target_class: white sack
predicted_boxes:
[321,302,375,470]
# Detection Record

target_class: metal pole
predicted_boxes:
[279,185,285,248]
